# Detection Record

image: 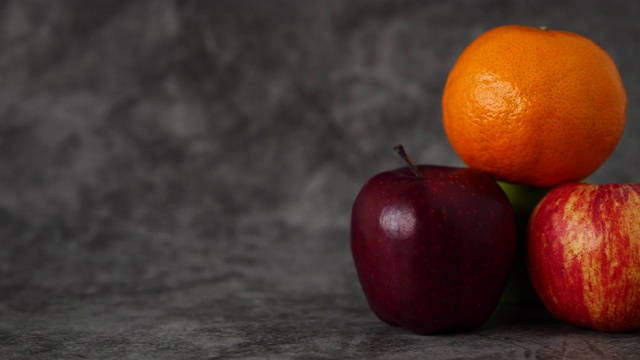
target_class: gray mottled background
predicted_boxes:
[2,1,640,358]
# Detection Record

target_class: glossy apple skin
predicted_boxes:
[351,165,516,335]
[528,182,640,332]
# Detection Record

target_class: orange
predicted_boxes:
[442,25,626,187]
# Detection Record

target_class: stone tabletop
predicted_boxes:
[1,1,640,358]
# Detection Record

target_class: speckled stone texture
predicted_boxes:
[1,0,640,358]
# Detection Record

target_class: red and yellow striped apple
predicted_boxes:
[528,182,640,332]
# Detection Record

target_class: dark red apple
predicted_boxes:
[528,182,640,332]
[351,145,516,334]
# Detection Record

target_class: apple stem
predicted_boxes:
[394,144,423,178]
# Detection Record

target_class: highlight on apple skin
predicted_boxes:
[528,182,640,332]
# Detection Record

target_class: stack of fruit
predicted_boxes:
[351,25,638,334]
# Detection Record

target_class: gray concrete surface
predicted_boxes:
[1,0,640,358]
